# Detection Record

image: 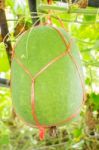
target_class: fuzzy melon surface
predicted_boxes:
[11,26,84,126]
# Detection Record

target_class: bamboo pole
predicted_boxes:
[0,78,10,88]
[38,4,99,15]
[28,0,40,25]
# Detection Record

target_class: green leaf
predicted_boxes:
[85,77,91,85]
[0,43,10,72]
[90,93,99,109]
[73,128,82,138]
[0,134,9,145]
[84,15,96,22]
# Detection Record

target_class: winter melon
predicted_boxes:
[11,25,84,127]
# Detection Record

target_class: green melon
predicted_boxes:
[11,25,84,127]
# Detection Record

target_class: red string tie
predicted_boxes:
[39,127,46,140]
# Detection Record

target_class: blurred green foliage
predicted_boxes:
[0,0,99,150]
[0,43,10,72]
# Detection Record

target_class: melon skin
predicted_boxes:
[11,26,84,127]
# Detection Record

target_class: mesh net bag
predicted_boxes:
[11,12,85,140]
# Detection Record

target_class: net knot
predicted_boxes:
[39,126,46,140]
